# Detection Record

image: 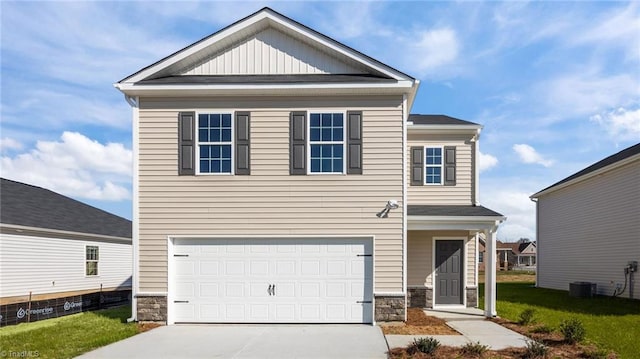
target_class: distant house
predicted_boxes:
[531,143,640,299]
[0,178,132,325]
[478,238,536,271]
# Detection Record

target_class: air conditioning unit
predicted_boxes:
[569,282,597,298]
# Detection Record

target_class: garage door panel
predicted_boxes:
[172,238,373,323]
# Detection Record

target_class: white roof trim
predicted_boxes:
[119,8,414,85]
[408,124,483,131]
[531,152,640,198]
[408,215,505,231]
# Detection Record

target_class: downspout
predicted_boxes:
[125,94,140,323]
[402,93,408,322]
[472,128,481,206]
[530,197,538,287]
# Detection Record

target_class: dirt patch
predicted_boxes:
[137,322,163,333]
[380,308,459,335]
[387,315,617,358]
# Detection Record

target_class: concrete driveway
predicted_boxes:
[77,324,388,359]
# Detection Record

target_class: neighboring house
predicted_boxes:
[0,178,132,325]
[478,239,536,271]
[531,143,640,299]
[115,7,504,325]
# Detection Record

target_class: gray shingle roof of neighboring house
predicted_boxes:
[532,142,640,197]
[137,74,395,85]
[408,114,481,126]
[407,205,504,217]
[0,178,131,239]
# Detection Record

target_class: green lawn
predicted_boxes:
[0,305,139,359]
[480,282,640,358]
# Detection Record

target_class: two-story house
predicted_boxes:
[115,7,504,324]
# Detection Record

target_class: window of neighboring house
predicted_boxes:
[198,113,233,174]
[478,251,484,263]
[425,147,442,184]
[309,113,345,173]
[86,246,99,276]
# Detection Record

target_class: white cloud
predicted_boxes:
[590,107,640,141]
[1,132,131,201]
[513,144,554,167]
[480,186,538,241]
[0,138,23,151]
[478,151,498,172]
[406,28,460,75]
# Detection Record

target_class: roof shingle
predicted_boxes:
[0,178,131,239]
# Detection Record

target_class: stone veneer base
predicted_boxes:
[374,295,405,322]
[136,295,167,323]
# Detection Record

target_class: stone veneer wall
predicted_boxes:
[407,287,426,307]
[466,287,478,307]
[137,296,167,322]
[374,295,405,321]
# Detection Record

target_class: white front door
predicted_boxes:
[170,238,373,323]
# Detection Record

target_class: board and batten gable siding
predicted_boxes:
[407,230,477,288]
[137,95,404,294]
[0,233,132,298]
[537,159,640,299]
[407,133,474,205]
[182,27,365,76]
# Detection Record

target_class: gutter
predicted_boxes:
[125,95,140,323]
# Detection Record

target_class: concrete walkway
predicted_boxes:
[77,324,388,359]
[385,308,529,350]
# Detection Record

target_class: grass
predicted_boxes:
[0,305,139,359]
[480,281,640,358]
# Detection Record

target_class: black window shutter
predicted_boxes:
[444,146,456,186]
[410,146,424,186]
[290,111,307,175]
[178,111,195,175]
[235,112,250,175]
[346,111,363,174]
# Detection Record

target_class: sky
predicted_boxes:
[1,1,639,242]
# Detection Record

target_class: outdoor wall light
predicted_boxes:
[376,200,399,218]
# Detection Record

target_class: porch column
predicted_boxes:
[484,227,497,317]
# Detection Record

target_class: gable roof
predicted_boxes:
[0,178,131,239]
[531,142,640,198]
[115,7,419,108]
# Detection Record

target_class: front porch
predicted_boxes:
[406,205,505,318]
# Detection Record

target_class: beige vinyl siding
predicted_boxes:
[138,95,404,293]
[407,230,476,288]
[407,134,473,204]
[537,159,640,299]
[182,27,364,75]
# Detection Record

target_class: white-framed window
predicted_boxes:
[478,251,484,263]
[425,147,443,184]
[197,113,233,174]
[309,112,345,173]
[86,245,99,276]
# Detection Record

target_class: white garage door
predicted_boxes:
[170,238,373,323]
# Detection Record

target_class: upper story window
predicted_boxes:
[309,113,345,173]
[198,113,232,174]
[86,245,99,276]
[425,147,442,184]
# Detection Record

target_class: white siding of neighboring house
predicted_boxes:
[407,230,477,289]
[537,158,640,299]
[0,233,132,298]
[407,133,474,205]
[137,95,404,294]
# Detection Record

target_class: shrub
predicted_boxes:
[530,324,554,334]
[523,339,548,359]
[412,337,440,355]
[559,318,586,343]
[518,308,537,325]
[460,341,489,356]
